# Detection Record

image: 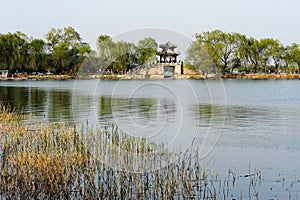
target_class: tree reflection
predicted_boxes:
[98,96,178,127]
[0,87,29,112]
[47,90,72,121]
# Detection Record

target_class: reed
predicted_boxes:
[0,103,261,199]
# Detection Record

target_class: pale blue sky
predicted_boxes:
[1,0,300,48]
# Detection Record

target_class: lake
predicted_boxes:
[0,79,299,199]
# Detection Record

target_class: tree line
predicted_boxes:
[186,30,300,75]
[0,27,91,75]
[1,27,300,75]
[0,27,158,75]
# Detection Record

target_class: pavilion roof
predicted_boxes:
[157,41,181,55]
[159,41,177,50]
[157,49,181,55]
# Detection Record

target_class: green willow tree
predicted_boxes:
[136,37,158,65]
[230,33,248,73]
[269,39,284,73]
[46,27,91,74]
[186,30,300,75]
[0,33,14,69]
[289,43,300,73]
[14,31,30,71]
[282,46,293,74]
[246,37,263,73]
[97,35,115,71]
[112,41,135,73]
[258,38,279,73]
[97,36,157,73]
[0,32,29,71]
[194,30,246,74]
[185,42,216,73]
[28,38,47,72]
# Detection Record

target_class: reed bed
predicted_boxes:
[0,103,261,199]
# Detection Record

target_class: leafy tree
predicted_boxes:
[97,36,137,73]
[0,32,29,71]
[258,38,275,73]
[112,41,135,73]
[245,37,264,73]
[28,38,47,72]
[196,30,226,74]
[51,42,70,72]
[136,37,158,65]
[282,45,293,74]
[193,30,247,74]
[14,31,30,71]
[0,33,12,69]
[185,41,216,73]
[73,42,92,73]
[269,39,284,73]
[289,43,300,74]
[80,50,98,74]
[97,35,115,71]
[46,27,89,74]
[230,33,248,73]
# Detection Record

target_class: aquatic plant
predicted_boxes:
[0,103,262,199]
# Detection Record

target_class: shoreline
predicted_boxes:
[185,73,300,80]
[1,73,300,81]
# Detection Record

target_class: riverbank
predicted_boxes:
[183,73,300,80]
[218,73,300,80]
[2,72,300,81]
[103,72,300,80]
[28,74,75,80]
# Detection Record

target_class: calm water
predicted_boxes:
[0,79,300,198]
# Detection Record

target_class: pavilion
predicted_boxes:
[129,41,184,79]
[157,41,181,64]
[156,41,183,78]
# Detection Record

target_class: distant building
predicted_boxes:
[157,41,181,64]
[0,70,8,78]
[131,41,183,79]
[157,41,183,78]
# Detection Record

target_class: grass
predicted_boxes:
[0,103,265,199]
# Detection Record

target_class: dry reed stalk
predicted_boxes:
[0,103,262,199]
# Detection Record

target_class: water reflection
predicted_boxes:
[28,87,47,115]
[107,96,181,140]
[47,90,72,121]
[0,86,72,121]
[1,80,300,152]
[98,96,112,122]
[191,103,300,152]
[0,87,29,111]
